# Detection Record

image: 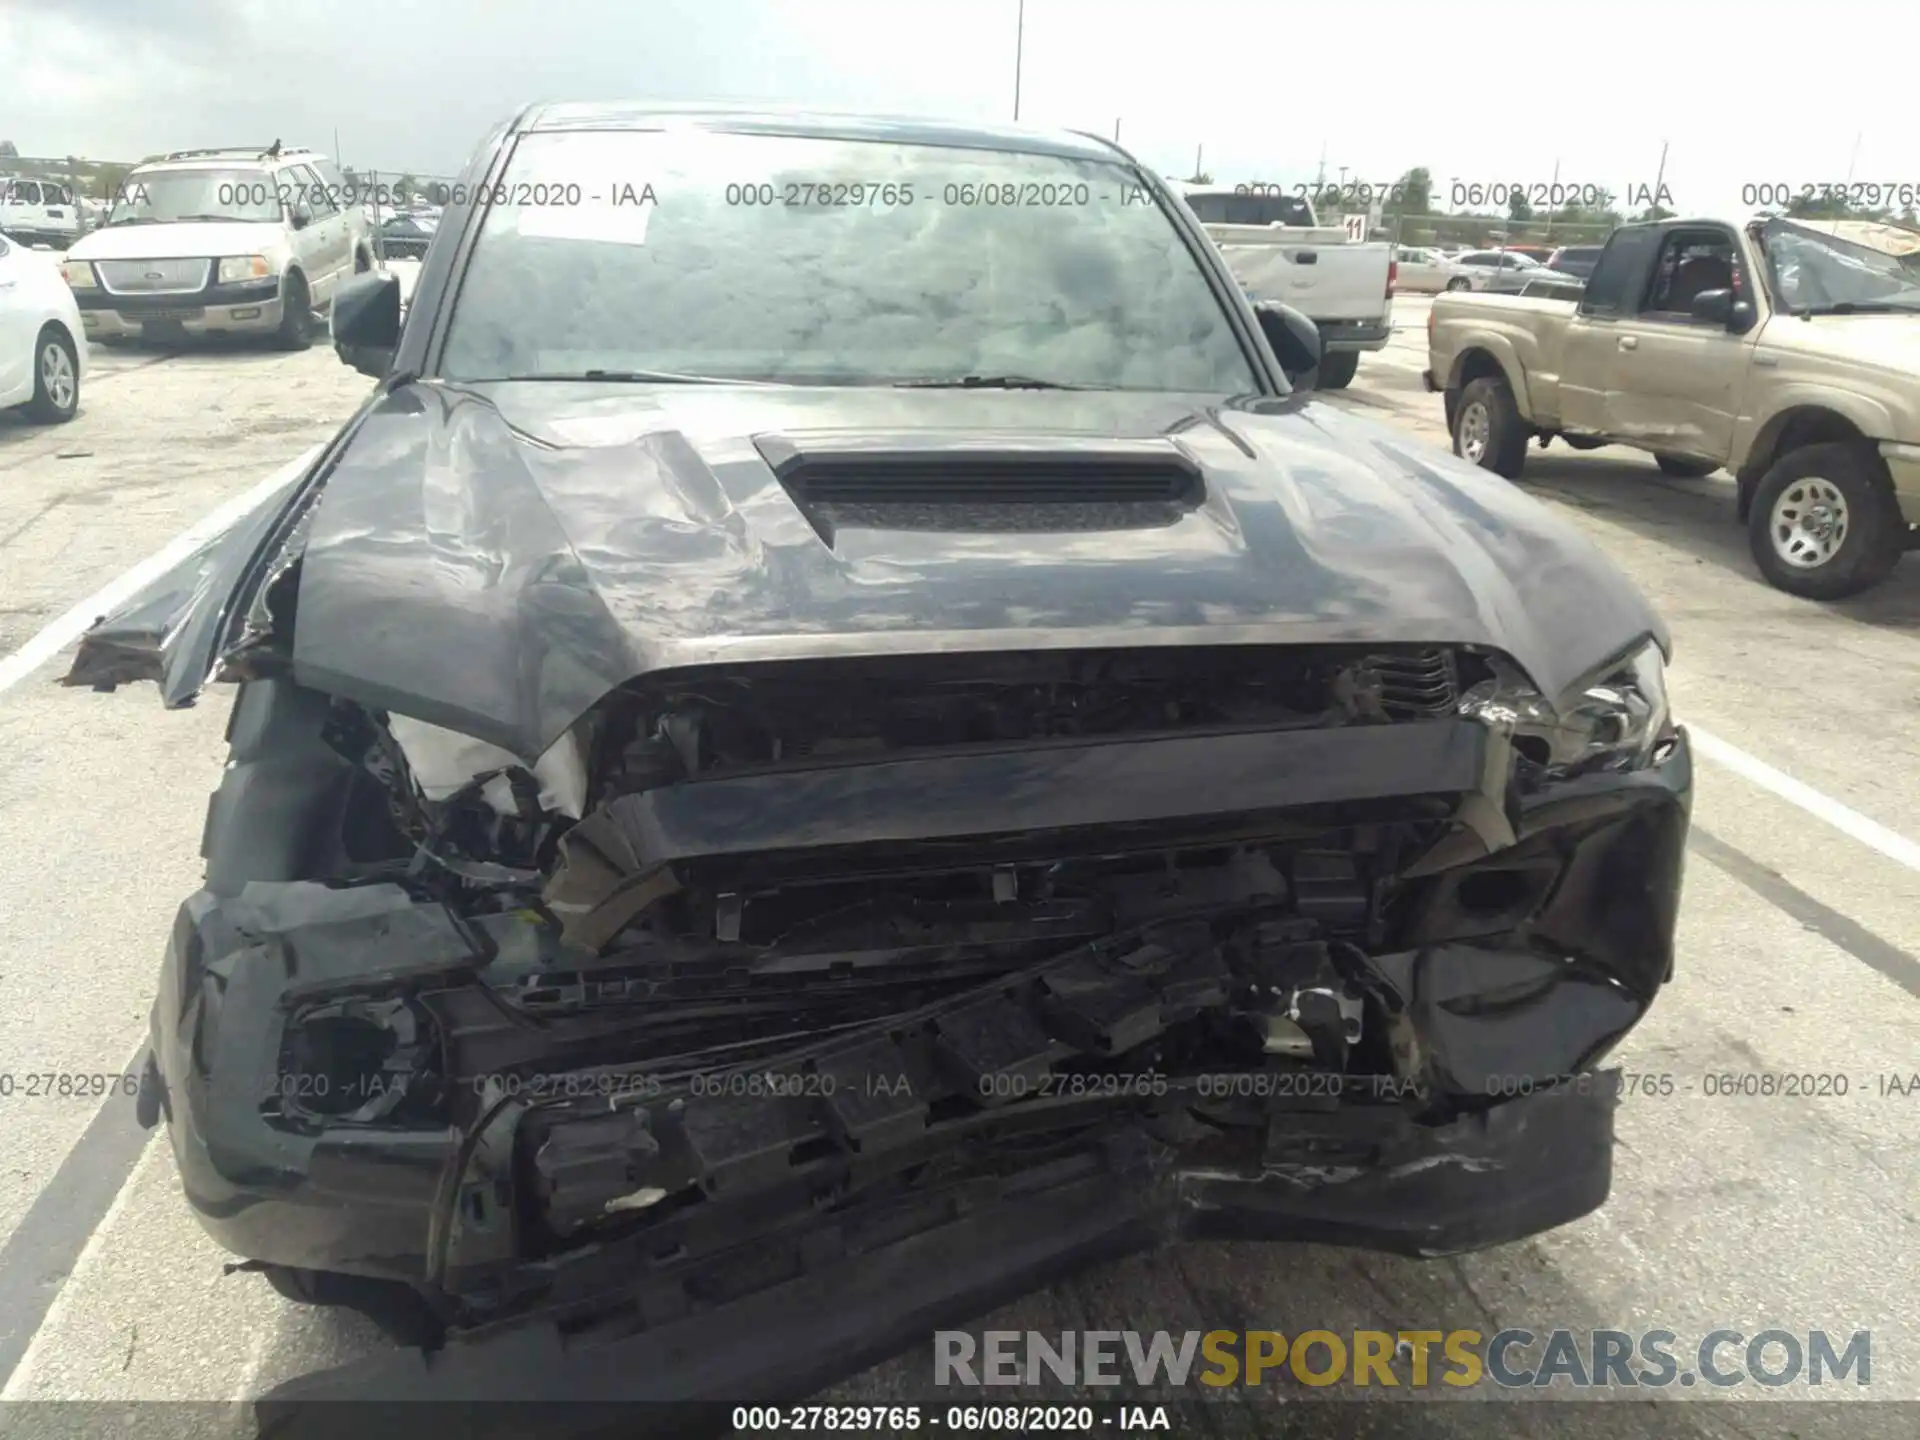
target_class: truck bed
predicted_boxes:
[1428,291,1581,427]
[1204,223,1393,326]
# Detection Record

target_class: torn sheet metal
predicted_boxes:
[384,712,587,819]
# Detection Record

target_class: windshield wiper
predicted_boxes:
[497,369,787,386]
[1803,301,1920,315]
[894,374,1088,390]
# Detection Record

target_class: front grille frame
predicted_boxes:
[95,258,213,296]
[1366,648,1461,718]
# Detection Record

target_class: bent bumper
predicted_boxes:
[1314,318,1392,353]
[256,1081,1614,1414]
[142,724,1689,1410]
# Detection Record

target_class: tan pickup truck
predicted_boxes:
[1424,214,1920,598]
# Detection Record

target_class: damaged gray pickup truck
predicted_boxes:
[66,105,1691,1414]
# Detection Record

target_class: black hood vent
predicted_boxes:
[755,433,1205,540]
[791,459,1199,506]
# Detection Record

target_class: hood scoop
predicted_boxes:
[755,431,1204,542]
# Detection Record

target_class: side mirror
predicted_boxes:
[1688,288,1735,324]
[1728,298,1757,334]
[331,269,402,378]
[1254,301,1321,389]
[289,201,312,230]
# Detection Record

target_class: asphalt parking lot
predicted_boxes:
[0,286,1915,1436]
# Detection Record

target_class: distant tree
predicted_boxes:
[0,140,17,158]
[1506,188,1533,224]
[1787,191,1855,220]
[1392,167,1432,214]
[1538,187,1622,237]
[93,163,135,204]
[1633,204,1676,222]
[1184,170,1213,186]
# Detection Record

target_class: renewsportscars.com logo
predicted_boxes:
[934,1328,1872,1390]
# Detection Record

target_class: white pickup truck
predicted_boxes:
[0,175,85,249]
[1426,214,1920,599]
[1180,186,1393,390]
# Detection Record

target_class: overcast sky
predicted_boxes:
[1,0,1908,218]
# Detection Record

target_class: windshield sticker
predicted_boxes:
[514,195,653,246]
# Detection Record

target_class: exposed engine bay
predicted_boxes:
[153,638,1685,1340]
[329,643,1474,944]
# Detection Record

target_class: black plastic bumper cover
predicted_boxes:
[75,277,281,312]
[255,1080,1614,1419]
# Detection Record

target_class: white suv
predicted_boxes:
[60,145,377,349]
[0,177,84,248]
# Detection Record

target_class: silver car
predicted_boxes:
[1392,245,1467,294]
[1445,249,1546,292]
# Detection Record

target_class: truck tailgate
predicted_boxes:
[1205,225,1391,322]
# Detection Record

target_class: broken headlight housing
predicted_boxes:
[1459,640,1670,779]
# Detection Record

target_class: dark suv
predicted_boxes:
[1547,244,1605,278]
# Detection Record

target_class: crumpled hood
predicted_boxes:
[282,382,1665,760]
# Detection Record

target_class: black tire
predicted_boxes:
[273,270,313,350]
[1452,375,1529,479]
[23,325,79,423]
[1747,442,1905,599]
[1445,277,1470,291]
[1654,453,1719,478]
[1316,351,1360,390]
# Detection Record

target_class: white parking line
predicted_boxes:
[0,1132,158,1401]
[0,443,322,699]
[1690,724,1920,873]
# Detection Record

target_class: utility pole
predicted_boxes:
[1012,0,1025,121]
[1315,143,1326,191]
[1652,139,1668,211]
[1194,143,1203,181]
[1113,117,1121,143]
[1543,156,1558,239]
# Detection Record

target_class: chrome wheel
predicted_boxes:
[1769,477,1848,569]
[40,340,75,411]
[1457,399,1490,464]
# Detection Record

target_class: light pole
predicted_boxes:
[1012,0,1025,121]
